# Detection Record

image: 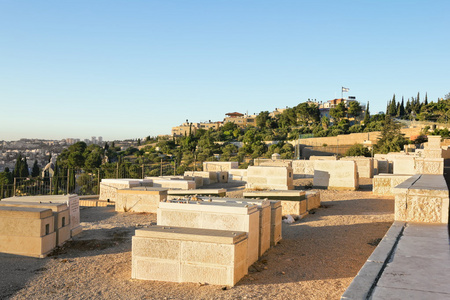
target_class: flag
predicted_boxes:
[342,87,349,92]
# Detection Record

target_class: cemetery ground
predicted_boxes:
[1,178,394,300]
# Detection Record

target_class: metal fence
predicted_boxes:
[0,160,206,200]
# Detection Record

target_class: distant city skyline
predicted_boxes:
[1,1,449,141]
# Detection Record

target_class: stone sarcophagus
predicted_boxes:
[132,226,248,286]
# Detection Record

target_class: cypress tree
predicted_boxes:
[13,154,23,178]
[399,96,406,118]
[20,157,29,177]
[424,92,428,105]
[405,99,411,114]
[31,160,40,177]
[389,94,397,116]
[363,102,370,124]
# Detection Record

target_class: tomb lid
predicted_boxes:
[0,201,68,212]
[243,190,306,197]
[2,195,78,203]
[135,226,247,244]
[168,189,227,195]
[0,206,53,218]
[159,201,258,214]
[118,187,168,194]
[198,196,270,208]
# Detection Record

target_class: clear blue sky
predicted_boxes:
[1,0,449,141]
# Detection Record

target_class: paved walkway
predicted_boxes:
[342,222,450,299]
[371,223,450,299]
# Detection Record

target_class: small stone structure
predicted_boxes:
[228,169,248,182]
[157,200,260,267]
[131,226,248,286]
[373,174,413,195]
[340,157,374,178]
[3,194,82,237]
[115,188,168,213]
[309,155,337,161]
[184,171,218,184]
[268,200,282,246]
[292,160,314,178]
[197,197,271,257]
[0,207,56,257]
[0,201,70,246]
[203,161,238,172]
[167,189,227,198]
[313,160,359,190]
[245,166,294,190]
[151,179,196,190]
[306,191,321,211]
[393,174,449,223]
[99,179,153,202]
[423,135,442,158]
[253,158,292,167]
[243,190,307,218]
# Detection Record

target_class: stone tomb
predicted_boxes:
[132,226,248,286]
[0,201,70,246]
[393,174,449,223]
[149,178,196,190]
[0,207,56,258]
[268,200,282,246]
[116,187,168,213]
[184,171,218,184]
[228,169,248,182]
[157,201,260,267]
[243,190,307,218]
[203,161,238,172]
[246,166,294,191]
[313,160,359,190]
[340,157,374,178]
[305,191,321,211]
[99,179,153,202]
[167,189,227,198]
[197,196,271,257]
[3,195,82,237]
[373,174,413,195]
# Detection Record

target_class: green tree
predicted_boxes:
[374,115,408,154]
[345,144,371,157]
[31,160,40,177]
[347,101,362,119]
[363,101,370,124]
[256,111,271,129]
[330,102,347,123]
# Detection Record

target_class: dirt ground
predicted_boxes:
[0,178,394,300]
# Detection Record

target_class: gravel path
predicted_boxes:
[1,179,394,300]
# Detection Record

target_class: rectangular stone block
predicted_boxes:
[99,178,153,202]
[116,188,167,213]
[203,162,238,172]
[313,160,358,190]
[306,191,321,211]
[168,189,227,198]
[157,201,259,267]
[393,174,449,223]
[340,157,374,178]
[132,226,247,286]
[373,174,413,195]
[0,206,56,257]
[269,200,282,246]
[2,195,81,237]
[246,166,293,190]
[152,179,196,190]
[197,196,271,257]
[0,201,70,246]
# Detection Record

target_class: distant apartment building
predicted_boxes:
[223,112,257,127]
[172,121,222,136]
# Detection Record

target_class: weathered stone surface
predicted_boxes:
[393,174,449,223]
[157,201,260,267]
[291,160,315,178]
[116,188,167,213]
[99,179,153,202]
[373,174,413,195]
[340,157,374,178]
[132,226,248,286]
[306,191,321,211]
[2,195,81,237]
[246,166,294,190]
[313,160,359,190]
[203,162,238,172]
[0,207,56,258]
